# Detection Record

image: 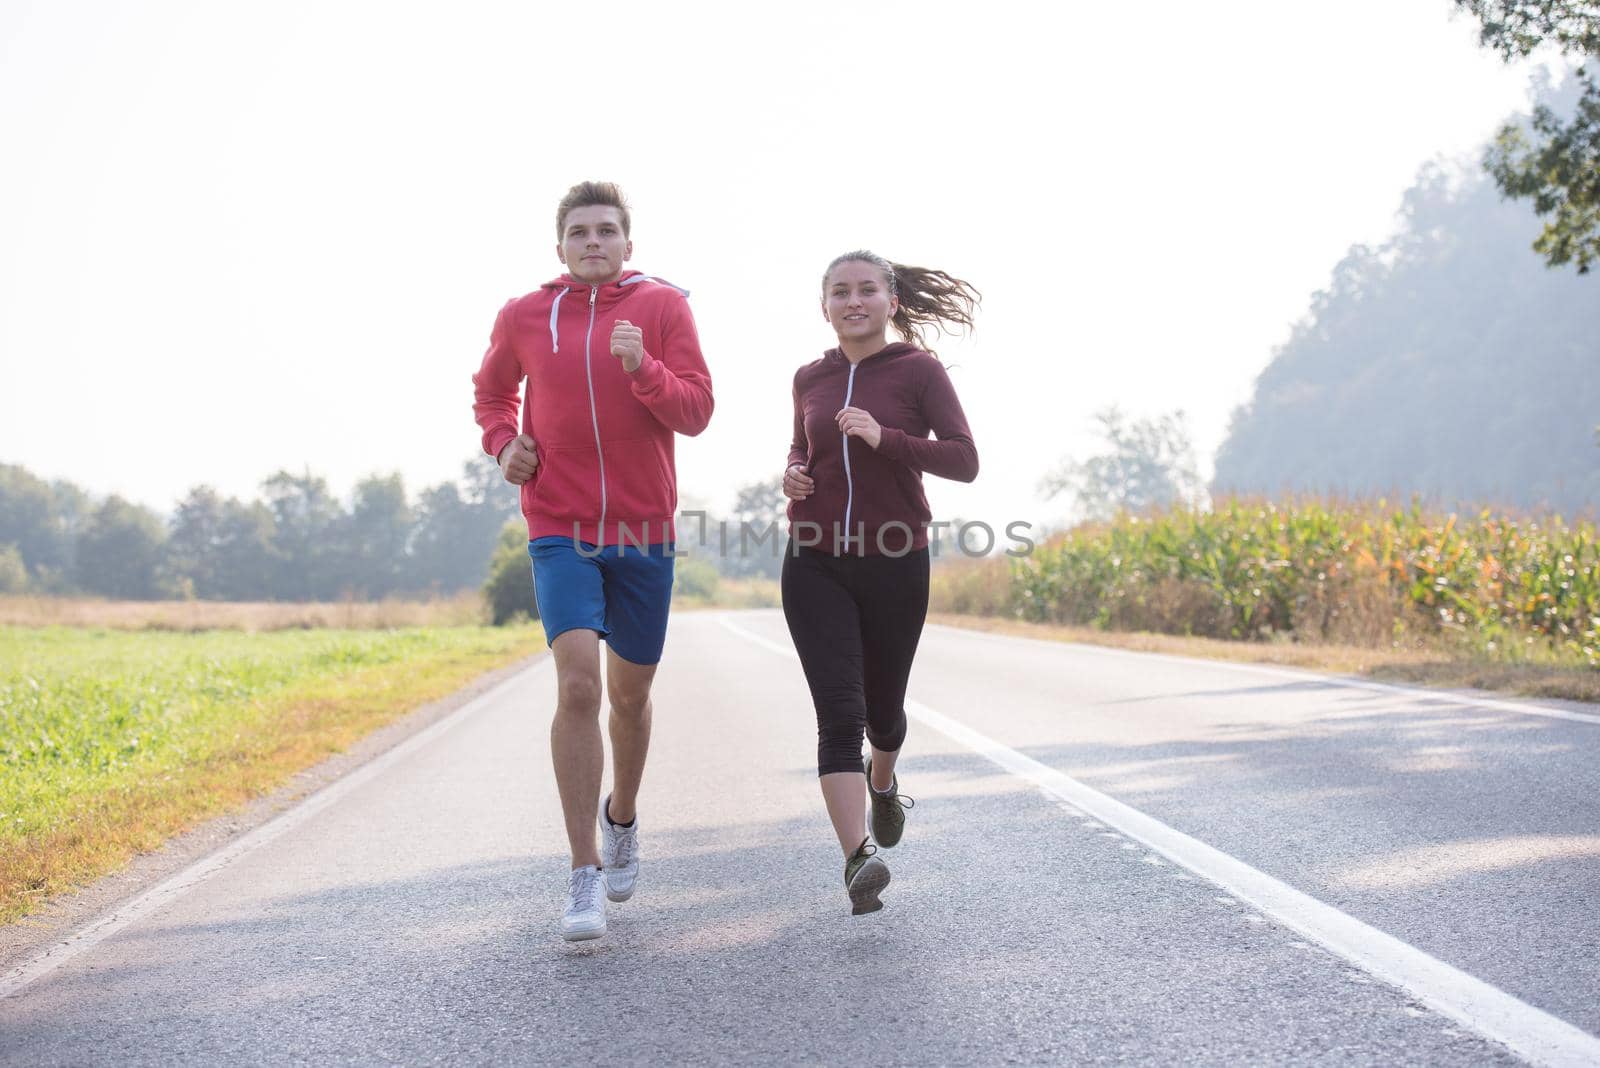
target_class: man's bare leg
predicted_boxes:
[550,628,604,870]
[603,648,657,825]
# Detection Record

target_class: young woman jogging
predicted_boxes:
[781,250,979,916]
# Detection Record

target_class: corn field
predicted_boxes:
[1008,499,1599,667]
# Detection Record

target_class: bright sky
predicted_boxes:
[0,0,1541,533]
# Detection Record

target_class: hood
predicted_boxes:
[539,270,690,354]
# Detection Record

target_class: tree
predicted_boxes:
[342,473,412,598]
[0,464,75,589]
[410,481,473,593]
[165,486,276,600]
[164,486,228,598]
[483,519,537,625]
[0,544,26,593]
[722,477,787,579]
[411,458,520,595]
[1213,160,1600,511]
[76,496,168,599]
[261,470,343,600]
[1457,1,1600,272]
[210,498,276,600]
[1041,407,1204,520]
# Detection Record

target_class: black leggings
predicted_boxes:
[780,545,930,776]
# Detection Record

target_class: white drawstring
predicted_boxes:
[549,287,571,352]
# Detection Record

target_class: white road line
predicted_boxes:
[717,613,1600,1068]
[926,621,1600,727]
[0,659,550,1003]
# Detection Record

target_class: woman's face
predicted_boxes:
[822,260,898,345]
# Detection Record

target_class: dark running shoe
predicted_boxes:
[864,757,915,848]
[844,837,890,915]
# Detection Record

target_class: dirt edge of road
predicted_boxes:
[926,613,1600,707]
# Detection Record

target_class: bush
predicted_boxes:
[673,557,720,601]
[928,555,1012,616]
[483,521,538,626]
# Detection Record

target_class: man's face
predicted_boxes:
[558,205,632,285]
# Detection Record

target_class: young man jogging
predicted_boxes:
[472,181,713,940]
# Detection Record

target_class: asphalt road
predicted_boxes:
[2,609,1597,1066]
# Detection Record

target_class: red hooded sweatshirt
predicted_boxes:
[472,270,713,546]
[787,342,977,556]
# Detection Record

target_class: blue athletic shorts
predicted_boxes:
[528,537,676,665]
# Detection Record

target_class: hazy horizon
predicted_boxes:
[0,1,1551,532]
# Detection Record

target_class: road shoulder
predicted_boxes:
[0,652,545,973]
[926,612,1600,708]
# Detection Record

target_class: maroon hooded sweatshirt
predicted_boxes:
[786,342,978,556]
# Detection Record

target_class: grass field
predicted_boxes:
[0,592,488,630]
[0,622,543,924]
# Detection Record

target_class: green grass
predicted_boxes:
[0,624,544,923]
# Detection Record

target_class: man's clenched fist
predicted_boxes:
[497,434,540,486]
[611,319,645,373]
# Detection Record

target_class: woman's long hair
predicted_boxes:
[822,250,980,356]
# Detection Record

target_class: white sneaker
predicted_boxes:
[561,865,606,941]
[599,794,639,903]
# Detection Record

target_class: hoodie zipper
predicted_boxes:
[841,360,858,552]
[584,286,607,535]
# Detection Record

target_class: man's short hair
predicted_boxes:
[556,181,631,238]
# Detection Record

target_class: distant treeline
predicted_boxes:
[1214,75,1599,514]
[0,460,519,601]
